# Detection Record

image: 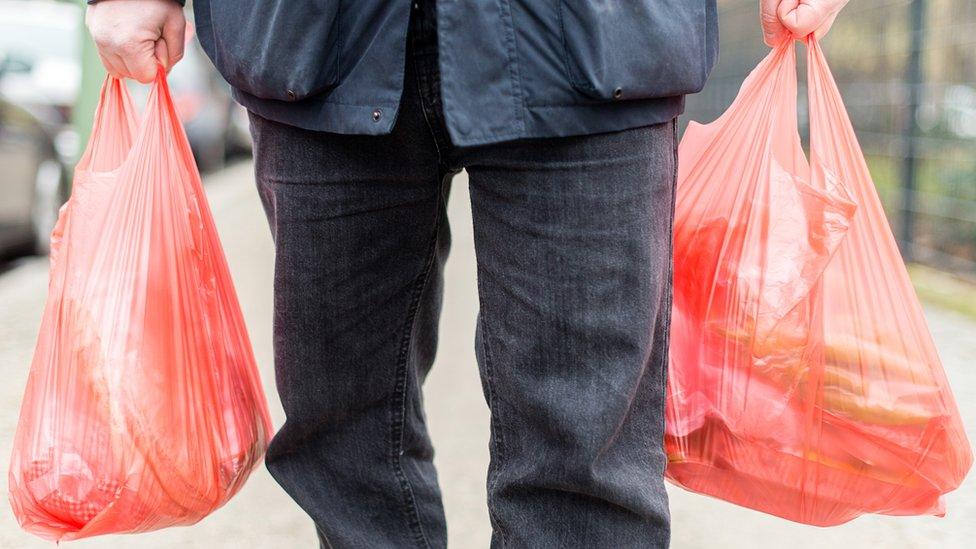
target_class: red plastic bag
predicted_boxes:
[665,39,972,526]
[8,71,273,541]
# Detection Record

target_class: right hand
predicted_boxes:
[86,0,186,83]
[760,0,850,47]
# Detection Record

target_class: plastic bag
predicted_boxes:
[8,70,273,541]
[665,39,972,526]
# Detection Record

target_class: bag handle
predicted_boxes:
[805,36,862,204]
[76,66,192,176]
[76,76,138,173]
[677,41,801,188]
[678,38,858,336]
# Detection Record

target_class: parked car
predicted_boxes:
[0,0,80,127]
[0,93,69,257]
[0,0,250,173]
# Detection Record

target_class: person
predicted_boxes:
[84,0,849,546]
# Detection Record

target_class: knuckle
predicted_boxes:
[119,38,142,54]
[88,28,111,48]
[784,22,805,34]
[135,70,155,84]
[105,35,129,52]
[92,39,111,53]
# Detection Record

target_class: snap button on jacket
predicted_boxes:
[194,0,718,146]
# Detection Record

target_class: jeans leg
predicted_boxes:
[249,101,451,548]
[463,121,678,548]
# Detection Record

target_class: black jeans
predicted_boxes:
[250,3,676,547]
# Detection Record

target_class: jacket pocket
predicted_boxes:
[202,0,341,102]
[558,0,714,101]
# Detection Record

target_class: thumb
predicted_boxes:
[123,43,159,84]
[160,14,186,71]
[154,38,169,71]
[814,11,840,40]
[778,0,831,38]
[760,0,791,47]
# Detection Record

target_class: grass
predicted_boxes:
[908,263,976,319]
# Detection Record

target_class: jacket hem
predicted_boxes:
[232,88,401,137]
[447,95,686,147]
[233,88,685,146]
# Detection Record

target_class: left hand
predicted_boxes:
[760,0,851,47]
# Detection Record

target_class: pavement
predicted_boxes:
[0,161,973,548]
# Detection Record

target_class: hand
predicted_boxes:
[760,0,850,47]
[86,0,186,83]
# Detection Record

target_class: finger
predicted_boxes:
[120,43,158,84]
[813,11,840,40]
[760,0,791,47]
[779,0,832,39]
[98,51,128,80]
[160,14,186,70]
[155,38,169,71]
[96,52,119,78]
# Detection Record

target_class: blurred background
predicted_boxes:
[686,0,976,298]
[0,0,250,260]
[0,1,973,548]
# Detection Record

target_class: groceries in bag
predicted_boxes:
[665,39,972,526]
[8,72,273,541]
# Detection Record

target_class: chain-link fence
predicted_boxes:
[683,0,976,278]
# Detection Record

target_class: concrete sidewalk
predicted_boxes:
[1,161,973,548]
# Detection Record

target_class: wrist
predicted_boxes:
[86,0,186,5]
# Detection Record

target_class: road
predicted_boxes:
[0,162,973,548]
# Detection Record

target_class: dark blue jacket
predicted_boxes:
[194,1,718,147]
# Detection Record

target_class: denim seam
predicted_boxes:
[661,119,679,393]
[474,287,510,548]
[389,195,445,549]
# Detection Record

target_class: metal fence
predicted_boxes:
[683,0,976,277]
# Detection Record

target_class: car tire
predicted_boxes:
[30,159,65,255]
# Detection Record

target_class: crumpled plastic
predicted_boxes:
[665,38,972,526]
[8,70,273,541]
